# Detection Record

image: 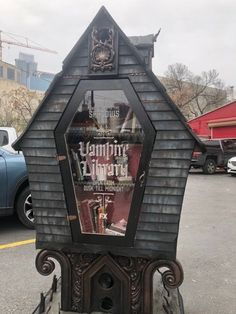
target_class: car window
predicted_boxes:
[222,139,236,153]
[0,130,9,146]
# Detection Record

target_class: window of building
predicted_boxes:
[16,71,21,83]
[7,68,15,80]
[0,66,3,77]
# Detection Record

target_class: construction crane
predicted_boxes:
[0,30,57,61]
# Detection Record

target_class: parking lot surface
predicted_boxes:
[0,171,236,313]
[178,171,236,314]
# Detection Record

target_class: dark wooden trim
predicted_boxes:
[35,249,72,311]
[55,78,156,247]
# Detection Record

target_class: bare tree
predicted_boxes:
[0,87,42,133]
[0,92,18,128]
[162,63,227,119]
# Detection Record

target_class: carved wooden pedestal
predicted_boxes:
[36,250,184,314]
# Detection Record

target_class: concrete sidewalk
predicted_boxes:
[178,172,236,314]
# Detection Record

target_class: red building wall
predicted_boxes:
[188,101,236,139]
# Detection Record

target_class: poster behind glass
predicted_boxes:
[66,90,144,236]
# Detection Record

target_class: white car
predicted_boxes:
[0,127,18,153]
[227,157,236,176]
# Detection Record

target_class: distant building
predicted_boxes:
[0,60,21,84]
[15,52,55,92]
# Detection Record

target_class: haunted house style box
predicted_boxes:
[14,7,200,314]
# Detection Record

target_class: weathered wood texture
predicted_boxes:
[19,25,195,259]
[117,38,195,257]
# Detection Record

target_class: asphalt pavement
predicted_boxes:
[0,171,236,313]
[178,171,236,314]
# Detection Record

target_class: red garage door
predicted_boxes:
[211,126,236,139]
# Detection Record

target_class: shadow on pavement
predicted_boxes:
[0,215,35,244]
[0,215,24,231]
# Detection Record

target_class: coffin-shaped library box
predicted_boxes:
[14,6,200,314]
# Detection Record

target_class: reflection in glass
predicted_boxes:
[66,90,144,236]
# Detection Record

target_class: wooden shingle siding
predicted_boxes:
[148,168,189,178]
[143,103,172,112]
[144,186,185,196]
[143,194,183,206]
[31,191,65,201]
[21,139,56,149]
[35,216,69,226]
[29,120,58,131]
[28,173,63,184]
[65,66,89,76]
[119,56,139,66]
[151,149,192,159]
[135,240,176,251]
[36,225,71,236]
[52,85,77,95]
[116,40,195,256]
[132,82,157,92]
[34,208,68,217]
[36,233,71,244]
[72,46,88,58]
[137,223,178,234]
[149,159,190,169]
[148,111,180,121]
[118,64,145,75]
[153,121,187,130]
[154,140,194,150]
[41,95,71,112]
[70,56,89,67]
[30,182,64,192]
[119,45,132,56]
[23,148,57,158]
[27,165,60,174]
[136,230,177,243]
[141,204,181,215]
[36,112,62,121]
[59,77,80,86]
[23,148,57,160]
[140,213,179,224]
[155,130,193,140]
[33,199,66,209]
[126,75,152,84]
[146,177,187,188]
[138,91,165,102]
[25,156,59,166]
[24,130,55,139]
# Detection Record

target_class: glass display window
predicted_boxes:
[55,79,156,245]
[66,90,144,236]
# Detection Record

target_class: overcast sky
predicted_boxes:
[0,0,235,87]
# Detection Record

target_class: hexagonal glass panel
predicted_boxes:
[65,89,144,236]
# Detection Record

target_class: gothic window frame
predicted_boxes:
[55,79,156,246]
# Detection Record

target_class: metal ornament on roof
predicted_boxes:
[90,27,115,72]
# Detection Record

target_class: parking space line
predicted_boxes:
[0,238,36,250]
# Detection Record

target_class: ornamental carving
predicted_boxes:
[90,27,115,72]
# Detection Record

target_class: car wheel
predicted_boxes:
[16,187,34,229]
[203,159,216,174]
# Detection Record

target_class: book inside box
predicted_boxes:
[66,89,144,236]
